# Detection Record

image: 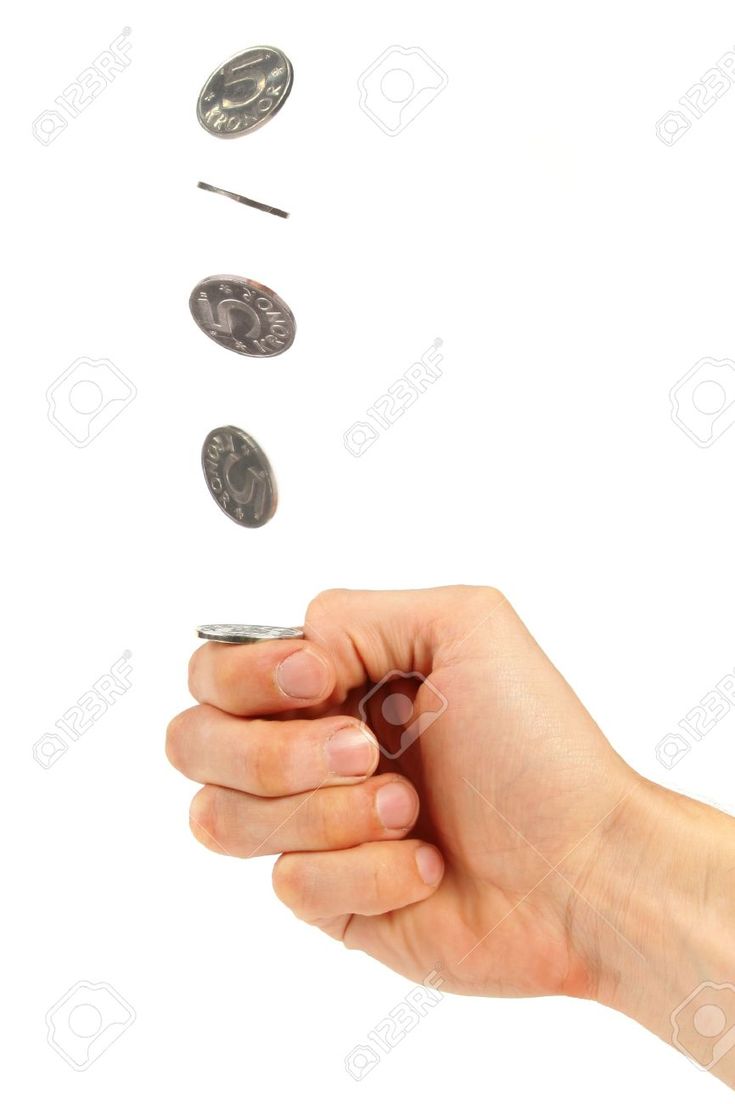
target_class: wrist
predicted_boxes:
[572,777,735,1083]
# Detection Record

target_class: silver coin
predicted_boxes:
[197,46,293,138]
[197,624,304,644]
[202,425,277,528]
[190,275,296,358]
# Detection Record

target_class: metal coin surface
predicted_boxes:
[202,425,277,528]
[197,46,293,138]
[190,275,296,358]
[197,624,304,644]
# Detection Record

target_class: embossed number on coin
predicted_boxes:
[202,426,277,528]
[196,624,304,644]
[197,46,293,138]
[190,276,296,358]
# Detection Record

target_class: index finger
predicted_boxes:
[188,639,337,716]
[187,587,487,717]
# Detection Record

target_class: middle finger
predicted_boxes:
[166,705,380,796]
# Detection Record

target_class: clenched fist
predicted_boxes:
[167,587,735,1088]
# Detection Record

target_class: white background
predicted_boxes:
[4,0,735,1099]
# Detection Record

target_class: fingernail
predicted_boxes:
[376,781,416,830]
[327,727,377,777]
[415,845,444,886]
[276,650,330,700]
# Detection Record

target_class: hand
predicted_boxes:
[167,587,735,1087]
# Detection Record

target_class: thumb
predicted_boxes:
[303,586,495,703]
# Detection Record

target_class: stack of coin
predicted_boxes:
[193,48,300,642]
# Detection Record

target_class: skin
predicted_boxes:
[167,587,735,1089]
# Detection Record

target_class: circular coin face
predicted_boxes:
[202,425,277,528]
[197,46,293,138]
[190,275,296,358]
[197,624,304,644]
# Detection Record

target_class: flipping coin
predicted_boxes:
[202,425,277,528]
[196,46,294,138]
[189,275,296,358]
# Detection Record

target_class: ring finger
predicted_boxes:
[188,773,419,858]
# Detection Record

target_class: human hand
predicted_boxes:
[167,587,735,1086]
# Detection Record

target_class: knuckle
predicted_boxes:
[188,644,236,705]
[202,656,230,704]
[453,585,513,634]
[165,711,189,771]
[188,644,211,697]
[187,647,205,698]
[189,787,225,853]
[367,860,390,909]
[272,854,308,915]
[480,584,506,605]
[460,583,507,608]
[248,734,280,796]
[311,790,346,844]
[306,588,348,624]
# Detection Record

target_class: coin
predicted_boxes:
[197,181,289,220]
[197,624,304,644]
[197,46,293,138]
[202,425,277,528]
[190,276,296,358]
